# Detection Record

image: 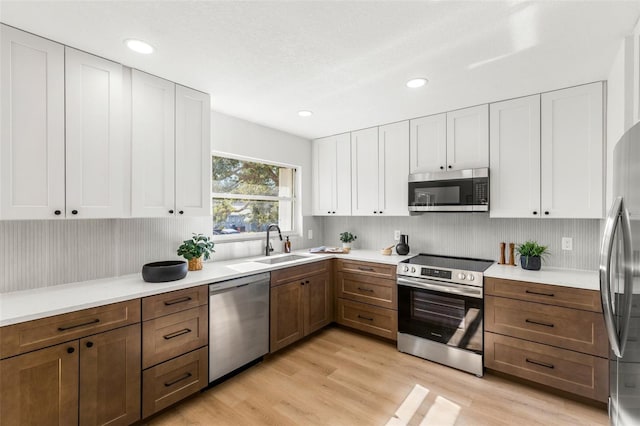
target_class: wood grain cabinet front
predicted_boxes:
[0,323,141,426]
[335,260,398,340]
[141,284,209,418]
[270,260,333,353]
[484,277,608,402]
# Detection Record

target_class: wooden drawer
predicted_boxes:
[271,260,330,287]
[142,305,208,369]
[337,259,396,280]
[485,332,608,402]
[485,296,607,357]
[337,272,397,309]
[142,286,208,321]
[0,299,141,359]
[336,298,397,341]
[142,346,208,418]
[485,277,602,312]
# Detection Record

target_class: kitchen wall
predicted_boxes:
[323,214,601,270]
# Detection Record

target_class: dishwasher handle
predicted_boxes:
[209,272,270,295]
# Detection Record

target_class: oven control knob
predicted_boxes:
[403,266,409,272]
[410,267,416,273]
[458,273,466,280]
[468,274,475,281]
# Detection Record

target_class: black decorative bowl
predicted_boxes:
[142,260,188,283]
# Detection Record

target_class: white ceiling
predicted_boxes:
[1,1,639,140]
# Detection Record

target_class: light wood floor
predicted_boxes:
[144,327,608,426]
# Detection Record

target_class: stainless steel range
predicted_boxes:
[396,254,493,377]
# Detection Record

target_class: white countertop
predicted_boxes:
[484,263,600,291]
[0,249,411,327]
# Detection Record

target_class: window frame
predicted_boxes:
[211,151,300,243]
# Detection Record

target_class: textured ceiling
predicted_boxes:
[1,1,639,139]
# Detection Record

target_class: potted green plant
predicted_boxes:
[177,233,215,271]
[339,232,357,251]
[516,241,549,271]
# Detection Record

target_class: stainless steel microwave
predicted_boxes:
[408,168,489,212]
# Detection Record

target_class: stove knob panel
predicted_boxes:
[458,273,466,280]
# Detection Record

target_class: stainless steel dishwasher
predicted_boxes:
[209,272,270,383]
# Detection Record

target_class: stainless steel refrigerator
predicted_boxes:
[601,120,640,425]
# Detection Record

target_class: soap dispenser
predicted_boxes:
[284,236,292,253]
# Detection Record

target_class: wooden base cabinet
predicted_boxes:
[484,277,608,402]
[335,260,398,340]
[0,300,142,426]
[270,261,333,352]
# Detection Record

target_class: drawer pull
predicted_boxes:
[163,328,192,340]
[525,290,554,297]
[164,296,192,306]
[357,315,374,321]
[525,319,555,328]
[357,287,374,293]
[164,372,192,387]
[430,332,442,338]
[358,267,375,272]
[525,358,554,369]
[58,318,100,331]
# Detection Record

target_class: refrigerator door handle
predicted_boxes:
[600,196,633,358]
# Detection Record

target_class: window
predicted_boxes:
[212,155,296,237]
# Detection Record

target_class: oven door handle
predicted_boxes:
[397,277,483,299]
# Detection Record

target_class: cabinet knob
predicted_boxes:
[440,166,444,170]
[332,211,336,214]
[54,210,61,216]
[300,281,305,286]
[544,211,549,215]
[373,211,377,214]
[169,210,174,214]
[305,280,309,284]
[328,211,331,214]
[533,211,538,215]
[448,165,452,169]
[86,341,93,348]
[379,211,383,214]
[71,210,78,215]
[67,347,75,354]
[179,210,184,215]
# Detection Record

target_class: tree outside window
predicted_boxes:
[212,156,295,236]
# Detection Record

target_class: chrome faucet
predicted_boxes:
[265,224,282,256]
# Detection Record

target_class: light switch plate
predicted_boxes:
[394,230,401,241]
[562,237,573,251]
[308,229,313,240]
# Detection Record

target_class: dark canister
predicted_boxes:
[396,234,410,255]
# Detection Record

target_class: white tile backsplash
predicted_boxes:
[322,214,601,270]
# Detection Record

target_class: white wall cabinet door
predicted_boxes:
[379,121,409,216]
[0,25,65,220]
[131,70,176,217]
[489,95,541,218]
[409,113,446,174]
[541,82,604,219]
[351,127,379,216]
[312,133,351,216]
[446,104,489,171]
[65,48,124,219]
[175,85,211,217]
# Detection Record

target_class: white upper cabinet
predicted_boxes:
[410,105,488,174]
[541,82,604,219]
[65,47,124,218]
[131,70,176,217]
[351,122,409,216]
[0,25,65,220]
[378,121,409,216]
[489,95,541,218]
[446,104,489,171]
[489,82,604,219]
[175,85,211,217]
[312,133,351,216]
[409,113,446,174]
[351,127,379,216]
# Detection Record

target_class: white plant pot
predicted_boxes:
[342,242,352,250]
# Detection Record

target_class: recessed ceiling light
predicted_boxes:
[298,110,313,117]
[406,78,428,88]
[124,39,154,54]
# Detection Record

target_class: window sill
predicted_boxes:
[213,231,300,244]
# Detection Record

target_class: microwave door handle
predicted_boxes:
[600,196,625,357]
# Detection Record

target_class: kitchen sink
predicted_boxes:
[255,254,309,265]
